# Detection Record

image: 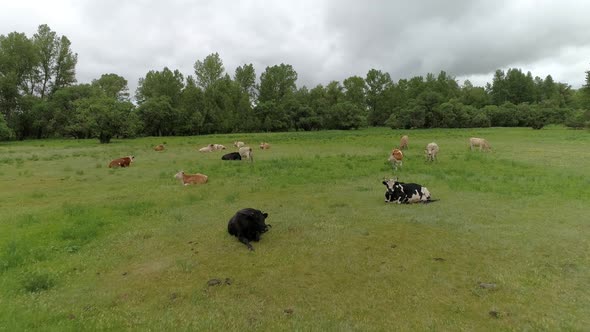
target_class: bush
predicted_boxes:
[565,109,590,129]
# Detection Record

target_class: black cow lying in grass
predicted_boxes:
[222,152,242,160]
[382,178,437,204]
[227,208,271,250]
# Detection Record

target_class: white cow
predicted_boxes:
[425,142,439,162]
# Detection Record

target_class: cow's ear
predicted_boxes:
[263,213,268,219]
[382,181,388,186]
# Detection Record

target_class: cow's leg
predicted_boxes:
[238,236,254,250]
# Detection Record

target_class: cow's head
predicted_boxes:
[255,211,271,233]
[174,171,184,179]
[128,156,135,162]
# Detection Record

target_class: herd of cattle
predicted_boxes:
[106,135,491,249]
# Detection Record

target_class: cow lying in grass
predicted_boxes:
[108,156,134,168]
[154,144,165,151]
[174,171,208,185]
[213,144,226,151]
[259,142,271,150]
[199,144,215,152]
[227,208,271,251]
[382,178,437,204]
[234,141,245,148]
[222,152,241,160]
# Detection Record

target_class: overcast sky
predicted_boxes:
[2,0,589,95]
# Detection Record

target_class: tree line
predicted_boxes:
[1,25,589,142]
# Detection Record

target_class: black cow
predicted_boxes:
[227,208,271,250]
[222,152,242,160]
[382,178,436,204]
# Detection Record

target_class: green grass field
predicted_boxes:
[1,126,589,331]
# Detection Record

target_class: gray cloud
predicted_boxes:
[1,0,588,96]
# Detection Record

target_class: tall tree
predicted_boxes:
[136,67,184,105]
[234,63,257,102]
[365,69,393,125]
[258,63,298,104]
[193,53,225,90]
[343,76,366,109]
[92,73,129,101]
[32,24,56,98]
[51,35,77,94]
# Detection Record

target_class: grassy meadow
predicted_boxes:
[0,126,589,331]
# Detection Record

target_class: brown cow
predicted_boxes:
[259,142,271,150]
[399,135,409,150]
[469,137,491,151]
[388,149,403,170]
[154,144,165,151]
[108,156,135,168]
[174,171,208,185]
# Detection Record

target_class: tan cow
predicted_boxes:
[199,144,215,152]
[154,144,165,151]
[174,171,208,185]
[399,135,409,150]
[234,141,245,148]
[469,137,491,151]
[259,142,271,150]
[108,156,135,168]
[425,142,439,162]
[213,144,226,151]
[239,146,253,162]
[388,148,403,170]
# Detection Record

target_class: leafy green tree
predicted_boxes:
[258,64,298,104]
[327,101,366,129]
[461,80,489,108]
[579,69,590,109]
[365,69,393,125]
[0,113,13,140]
[194,53,225,90]
[177,76,204,135]
[136,67,184,105]
[565,109,590,129]
[0,32,37,124]
[234,63,257,102]
[72,97,139,143]
[137,96,178,136]
[31,24,56,98]
[92,73,129,101]
[343,76,366,109]
[51,35,77,94]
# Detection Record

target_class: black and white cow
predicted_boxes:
[382,178,436,204]
[227,208,271,250]
[222,152,242,160]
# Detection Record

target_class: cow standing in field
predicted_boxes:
[227,208,271,251]
[108,156,134,168]
[382,178,436,204]
[259,142,271,150]
[174,171,208,185]
[239,147,253,162]
[154,144,165,151]
[399,135,409,150]
[469,137,491,152]
[388,148,404,170]
[199,144,215,152]
[222,152,242,160]
[234,141,245,148]
[425,142,439,162]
